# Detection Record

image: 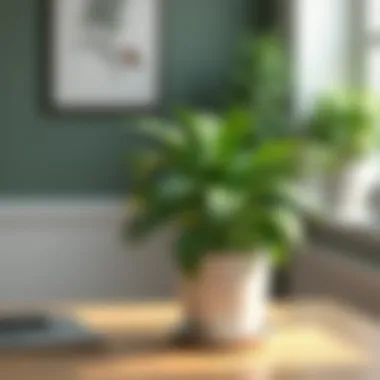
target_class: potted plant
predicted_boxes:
[126,108,305,345]
[307,90,380,223]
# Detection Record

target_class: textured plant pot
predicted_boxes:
[179,253,272,346]
[322,154,379,224]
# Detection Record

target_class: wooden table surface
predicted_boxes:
[0,298,379,380]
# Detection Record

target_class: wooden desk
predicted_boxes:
[0,299,379,380]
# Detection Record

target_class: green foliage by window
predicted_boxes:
[126,108,305,275]
[307,91,380,168]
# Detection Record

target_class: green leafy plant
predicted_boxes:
[307,90,380,169]
[126,108,305,276]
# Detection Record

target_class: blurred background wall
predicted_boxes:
[0,0,267,302]
[0,0,251,196]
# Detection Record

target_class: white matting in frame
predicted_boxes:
[48,0,162,112]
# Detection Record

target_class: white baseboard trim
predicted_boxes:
[0,198,175,303]
[0,198,126,224]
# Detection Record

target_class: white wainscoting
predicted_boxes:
[293,245,380,317]
[0,199,175,303]
[0,199,378,312]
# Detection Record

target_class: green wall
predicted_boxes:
[0,0,251,196]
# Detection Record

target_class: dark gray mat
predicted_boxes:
[0,316,102,351]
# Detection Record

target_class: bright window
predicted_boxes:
[365,0,380,91]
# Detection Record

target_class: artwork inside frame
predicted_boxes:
[46,0,163,113]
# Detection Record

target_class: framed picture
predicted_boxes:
[45,0,163,113]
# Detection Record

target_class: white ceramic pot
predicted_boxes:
[180,253,271,344]
[321,153,380,224]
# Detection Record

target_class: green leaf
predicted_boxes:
[226,140,302,192]
[155,175,197,204]
[268,208,304,248]
[176,109,221,164]
[126,150,166,184]
[216,107,256,162]
[205,186,245,222]
[137,118,185,149]
[252,140,301,170]
[230,35,290,140]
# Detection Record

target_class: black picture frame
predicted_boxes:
[42,0,164,115]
